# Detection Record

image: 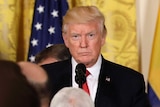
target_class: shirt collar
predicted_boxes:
[72,55,102,79]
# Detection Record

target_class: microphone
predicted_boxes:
[75,63,86,88]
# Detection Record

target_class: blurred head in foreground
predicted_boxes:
[18,61,50,107]
[0,60,40,107]
[50,87,94,107]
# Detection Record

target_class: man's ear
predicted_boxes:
[101,35,106,46]
[62,33,69,48]
[101,27,107,46]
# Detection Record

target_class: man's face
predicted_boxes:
[63,22,106,67]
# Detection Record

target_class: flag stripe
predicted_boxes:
[148,84,160,106]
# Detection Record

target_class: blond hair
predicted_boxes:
[62,6,107,36]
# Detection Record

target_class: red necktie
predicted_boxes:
[82,70,90,95]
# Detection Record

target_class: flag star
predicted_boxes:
[29,55,35,62]
[31,38,38,47]
[46,43,53,48]
[34,22,42,30]
[28,0,68,62]
[37,5,44,13]
[48,26,55,35]
[51,9,58,18]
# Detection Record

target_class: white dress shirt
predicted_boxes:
[72,55,102,102]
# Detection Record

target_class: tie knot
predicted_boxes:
[86,70,90,77]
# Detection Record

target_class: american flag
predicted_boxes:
[28,0,68,62]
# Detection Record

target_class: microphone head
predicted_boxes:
[75,63,86,74]
[75,63,86,86]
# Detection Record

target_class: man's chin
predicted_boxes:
[77,59,90,65]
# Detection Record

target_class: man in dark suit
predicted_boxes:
[42,6,151,107]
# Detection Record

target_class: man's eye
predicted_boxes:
[87,33,95,39]
[73,35,78,38]
[89,33,95,37]
[72,35,80,40]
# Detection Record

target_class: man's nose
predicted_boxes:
[80,36,88,48]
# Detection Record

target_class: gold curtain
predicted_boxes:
[0,0,139,71]
[0,0,35,61]
[68,0,139,71]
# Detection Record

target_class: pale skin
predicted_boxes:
[63,21,106,68]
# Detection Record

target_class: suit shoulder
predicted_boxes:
[41,59,70,72]
[102,59,143,78]
[102,59,145,90]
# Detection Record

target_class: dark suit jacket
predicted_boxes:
[42,56,151,107]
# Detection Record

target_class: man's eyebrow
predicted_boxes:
[86,31,96,34]
[71,33,80,35]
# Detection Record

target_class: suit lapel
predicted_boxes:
[62,59,72,87]
[95,58,117,107]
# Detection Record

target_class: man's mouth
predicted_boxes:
[79,52,90,56]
